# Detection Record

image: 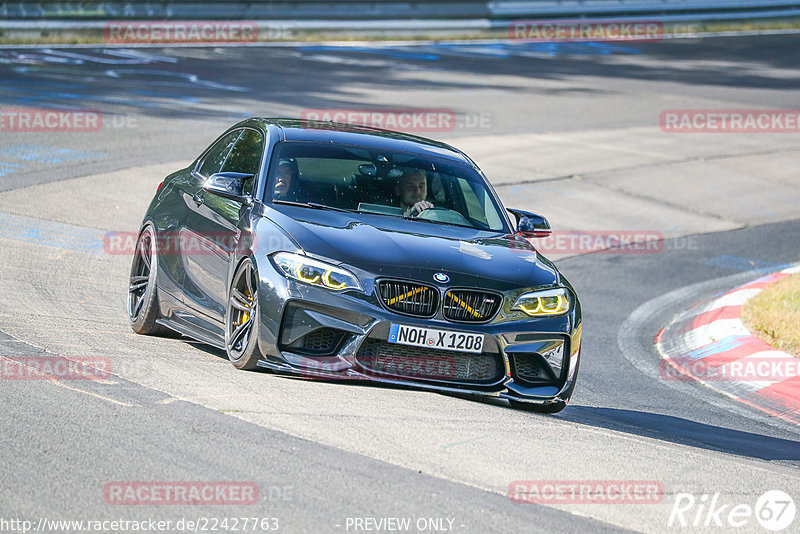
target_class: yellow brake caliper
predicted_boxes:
[237,288,252,326]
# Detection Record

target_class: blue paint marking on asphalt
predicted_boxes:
[8,91,173,110]
[0,145,106,165]
[0,162,25,177]
[0,211,105,255]
[578,41,641,54]
[1,79,85,90]
[431,41,640,57]
[300,41,640,62]
[300,45,440,61]
[6,88,200,103]
[1,89,209,113]
[683,335,747,361]
[701,255,792,274]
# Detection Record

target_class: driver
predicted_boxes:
[396,169,433,216]
[273,160,299,200]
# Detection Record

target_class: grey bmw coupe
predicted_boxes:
[128,118,582,413]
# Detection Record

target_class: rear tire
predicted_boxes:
[225,258,264,370]
[128,223,169,336]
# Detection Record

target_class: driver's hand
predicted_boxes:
[405,200,433,216]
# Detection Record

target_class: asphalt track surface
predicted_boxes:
[1,35,799,533]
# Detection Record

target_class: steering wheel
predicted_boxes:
[414,207,471,226]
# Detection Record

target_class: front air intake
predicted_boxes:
[378,280,439,318]
[443,290,501,323]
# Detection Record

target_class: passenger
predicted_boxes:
[396,169,433,216]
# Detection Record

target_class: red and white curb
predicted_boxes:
[656,264,800,425]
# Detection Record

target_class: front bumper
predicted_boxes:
[255,268,582,405]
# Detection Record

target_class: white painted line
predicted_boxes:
[50,380,141,407]
[676,288,761,322]
[710,288,762,308]
[681,318,751,350]
[707,378,776,396]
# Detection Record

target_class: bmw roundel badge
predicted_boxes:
[433,272,450,284]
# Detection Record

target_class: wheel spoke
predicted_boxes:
[230,317,251,349]
[139,238,152,271]
[230,289,251,312]
[244,266,254,296]
[129,280,148,293]
[133,294,145,317]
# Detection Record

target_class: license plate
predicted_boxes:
[388,324,484,354]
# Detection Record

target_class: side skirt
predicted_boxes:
[156,315,226,351]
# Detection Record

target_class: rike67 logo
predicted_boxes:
[669,490,795,531]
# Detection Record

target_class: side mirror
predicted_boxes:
[507,208,552,238]
[203,172,254,204]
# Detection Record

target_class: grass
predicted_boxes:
[743,272,800,358]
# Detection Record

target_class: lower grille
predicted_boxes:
[283,328,347,356]
[356,339,502,383]
[512,353,542,383]
[378,280,438,317]
[443,290,502,322]
[301,328,343,353]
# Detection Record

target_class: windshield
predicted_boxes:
[266,142,508,232]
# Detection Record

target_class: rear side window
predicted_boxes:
[197,130,240,178]
[221,129,264,195]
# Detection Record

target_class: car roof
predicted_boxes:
[238,118,475,167]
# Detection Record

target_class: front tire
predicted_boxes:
[225,258,263,370]
[128,223,168,335]
[509,352,580,414]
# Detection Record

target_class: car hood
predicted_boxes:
[264,205,560,291]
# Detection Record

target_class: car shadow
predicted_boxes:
[557,406,800,462]
[177,335,799,463]
[436,394,800,462]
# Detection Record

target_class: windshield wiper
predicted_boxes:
[272,200,353,213]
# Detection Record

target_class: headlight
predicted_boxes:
[271,252,362,291]
[512,288,570,317]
